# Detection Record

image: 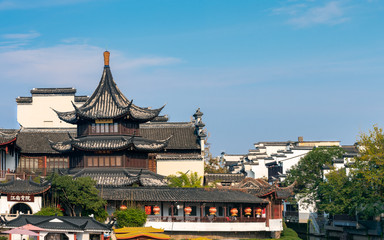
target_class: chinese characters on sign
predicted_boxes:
[7,194,34,202]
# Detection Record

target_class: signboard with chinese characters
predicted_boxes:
[7,194,34,202]
[95,119,113,124]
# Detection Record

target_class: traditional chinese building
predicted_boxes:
[0,129,20,178]
[4,215,111,240]
[0,178,51,215]
[10,51,205,177]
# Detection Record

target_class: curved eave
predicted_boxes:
[132,136,172,152]
[52,108,79,124]
[128,104,165,123]
[49,140,74,153]
[72,140,131,151]
[0,137,17,146]
[0,185,51,195]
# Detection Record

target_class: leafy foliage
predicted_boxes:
[34,206,64,216]
[167,171,202,187]
[48,174,107,221]
[352,126,384,217]
[114,208,147,227]
[285,146,345,209]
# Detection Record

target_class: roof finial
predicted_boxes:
[103,51,110,66]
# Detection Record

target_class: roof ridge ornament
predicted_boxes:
[104,51,110,66]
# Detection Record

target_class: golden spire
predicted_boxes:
[103,51,110,66]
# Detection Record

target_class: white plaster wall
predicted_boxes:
[157,160,204,177]
[268,219,283,231]
[0,196,42,214]
[250,160,268,179]
[82,233,90,240]
[17,95,83,128]
[5,153,17,171]
[280,149,310,174]
[146,221,268,232]
[264,145,287,157]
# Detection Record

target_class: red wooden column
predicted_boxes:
[171,203,174,221]
[74,233,76,240]
[100,233,104,240]
[224,206,227,218]
[266,203,271,227]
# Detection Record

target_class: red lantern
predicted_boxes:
[145,206,152,215]
[120,205,127,210]
[153,206,160,215]
[256,208,262,216]
[230,208,238,216]
[244,207,252,215]
[184,206,192,215]
[209,207,217,215]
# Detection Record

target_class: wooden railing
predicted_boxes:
[147,216,267,223]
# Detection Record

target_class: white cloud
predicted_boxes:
[273,1,349,27]
[0,44,182,89]
[2,31,40,40]
[0,0,90,10]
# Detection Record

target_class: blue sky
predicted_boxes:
[0,0,384,156]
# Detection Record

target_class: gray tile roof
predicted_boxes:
[204,174,245,184]
[50,135,171,153]
[0,178,51,194]
[16,123,200,154]
[30,88,76,94]
[54,65,163,123]
[5,215,110,232]
[0,129,19,145]
[66,168,167,187]
[141,122,200,150]
[101,187,267,203]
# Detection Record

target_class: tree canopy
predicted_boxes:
[285,146,345,208]
[34,206,64,216]
[48,174,108,221]
[167,171,202,187]
[351,126,384,217]
[114,208,147,228]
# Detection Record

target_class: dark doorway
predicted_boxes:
[45,233,69,240]
[10,203,32,214]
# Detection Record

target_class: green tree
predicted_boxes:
[167,171,202,187]
[285,146,345,209]
[114,208,147,227]
[34,206,64,216]
[48,174,107,221]
[352,126,384,217]
[317,168,358,215]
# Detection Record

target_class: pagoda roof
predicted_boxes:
[62,168,167,187]
[49,134,171,153]
[0,178,51,195]
[0,129,20,146]
[53,51,164,124]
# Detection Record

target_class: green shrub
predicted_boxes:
[0,236,8,240]
[34,206,63,216]
[114,208,147,227]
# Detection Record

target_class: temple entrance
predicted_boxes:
[10,203,32,214]
[45,233,69,240]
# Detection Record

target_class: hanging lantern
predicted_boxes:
[184,206,192,215]
[209,207,217,215]
[120,205,127,211]
[144,206,152,215]
[244,207,252,215]
[230,208,238,216]
[153,206,160,215]
[256,207,262,216]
